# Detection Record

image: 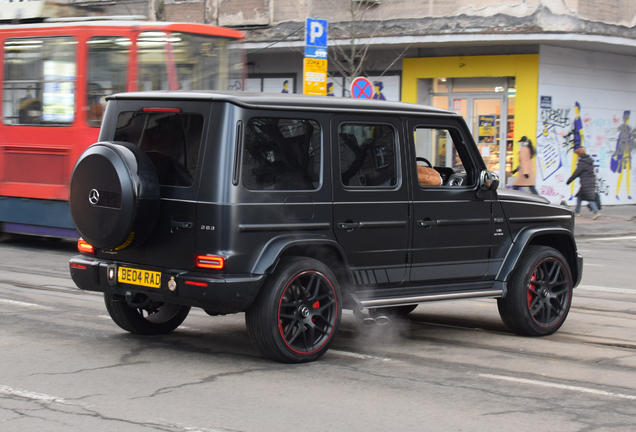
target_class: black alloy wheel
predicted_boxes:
[498,245,573,336]
[526,257,570,328]
[246,257,341,363]
[104,293,190,335]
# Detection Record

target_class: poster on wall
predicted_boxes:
[478,115,495,143]
[326,77,344,97]
[535,99,635,206]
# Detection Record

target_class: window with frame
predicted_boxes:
[413,127,474,187]
[242,118,321,190]
[3,36,77,125]
[87,36,131,127]
[113,111,204,187]
[339,123,397,187]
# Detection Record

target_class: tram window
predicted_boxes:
[87,36,131,127]
[3,36,77,126]
[137,32,169,91]
[172,33,241,91]
[113,111,204,187]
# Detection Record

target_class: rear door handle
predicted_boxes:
[171,220,193,230]
[417,220,437,227]
[338,222,360,230]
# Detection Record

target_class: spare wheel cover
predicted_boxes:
[70,142,159,250]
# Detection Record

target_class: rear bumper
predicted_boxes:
[69,255,265,314]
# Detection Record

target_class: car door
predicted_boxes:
[408,117,494,283]
[331,115,410,286]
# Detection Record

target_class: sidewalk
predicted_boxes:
[567,203,636,238]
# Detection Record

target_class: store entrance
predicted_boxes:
[429,78,515,186]
[450,95,511,183]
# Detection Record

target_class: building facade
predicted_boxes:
[57,0,636,204]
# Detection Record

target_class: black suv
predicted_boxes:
[69,91,583,363]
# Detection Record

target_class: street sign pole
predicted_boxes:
[304,18,328,96]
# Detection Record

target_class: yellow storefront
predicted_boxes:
[402,54,539,185]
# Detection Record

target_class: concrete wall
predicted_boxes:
[165,1,204,23]
[535,45,636,205]
[61,1,636,30]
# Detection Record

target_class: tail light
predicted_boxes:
[77,238,95,255]
[195,255,225,270]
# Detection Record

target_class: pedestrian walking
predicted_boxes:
[512,136,538,194]
[567,147,601,219]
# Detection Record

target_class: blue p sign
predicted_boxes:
[306,18,328,48]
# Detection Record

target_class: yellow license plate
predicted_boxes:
[117,266,161,288]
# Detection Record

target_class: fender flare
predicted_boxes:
[251,234,350,277]
[495,226,581,288]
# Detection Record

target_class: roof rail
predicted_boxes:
[45,15,148,23]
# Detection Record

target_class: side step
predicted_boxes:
[358,289,504,309]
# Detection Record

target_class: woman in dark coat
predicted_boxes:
[567,147,600,219]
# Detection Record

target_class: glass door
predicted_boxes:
[473,97,505,176]
[449,95,507,184]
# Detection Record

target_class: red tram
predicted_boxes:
[0,17,244,237]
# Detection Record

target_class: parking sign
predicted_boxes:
[305,18,328,48]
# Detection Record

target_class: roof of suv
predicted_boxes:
[107,91,457,117]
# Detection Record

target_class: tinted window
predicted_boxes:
[339,123,397,187]
[114,111,203,187]
[3,36,77,125]
[242,118,321,191]
[413,127,474,186]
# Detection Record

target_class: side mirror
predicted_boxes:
[479,170,500,191]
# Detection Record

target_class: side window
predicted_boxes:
[339,123,397,187]
[413,127,474,187]
[113,111,204,187]
[242,118,321,191]
[87,36,131,127]
[3,36,77,126]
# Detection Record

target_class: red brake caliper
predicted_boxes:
[528,273,537,307]
[311,301,320,322]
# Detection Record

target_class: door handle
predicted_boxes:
[171,220,193,230]
[417,220,437,227]
[338,222,359,230]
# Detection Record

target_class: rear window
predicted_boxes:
[242,117,321,191]
[114,111,203,187]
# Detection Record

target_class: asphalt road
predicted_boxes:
[1,235,635,431]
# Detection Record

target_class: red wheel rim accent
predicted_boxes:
[277,271,338,355]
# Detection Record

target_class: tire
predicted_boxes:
[370,304,417,318]
[70,141,160,251]
[104,293,190,335]
[245,257,342,363]
[497,246,573,336]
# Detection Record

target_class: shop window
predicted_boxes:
[244,77,296,94]
[339,123,397,187]
[242,118,321,190]
[452,77,505,93]
[3,36,77,125]
[87,36,130,127]
[433,78,448,93]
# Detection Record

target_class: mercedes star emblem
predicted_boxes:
[88,189,100,205]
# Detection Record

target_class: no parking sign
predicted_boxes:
[350,77,373,99]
